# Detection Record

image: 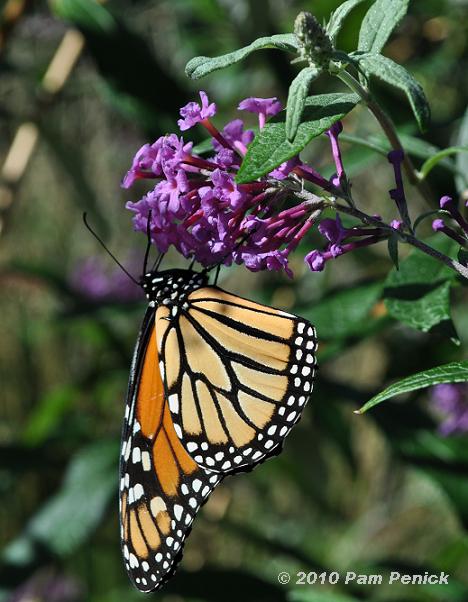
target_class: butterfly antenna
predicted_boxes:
[82,213,139,285]
[142,210,153,276]
[152,252,165,271]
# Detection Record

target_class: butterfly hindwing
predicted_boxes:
[156,286,317,474]
[119,308,222,593]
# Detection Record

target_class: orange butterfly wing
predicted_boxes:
[155,287,317,474]
[119,309,221,592]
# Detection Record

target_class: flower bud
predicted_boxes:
[294,11,333,68]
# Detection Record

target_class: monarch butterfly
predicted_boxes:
[119,267,317,592]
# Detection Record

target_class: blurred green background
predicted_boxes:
[1,0,468,600]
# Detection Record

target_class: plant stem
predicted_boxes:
[335,68,434,206]
[293,187,468,279]
[333,201,468,280]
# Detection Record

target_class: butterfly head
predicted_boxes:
[140,269,208,306]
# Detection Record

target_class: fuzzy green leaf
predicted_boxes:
[356,53,430,131]
[358,0,409,53]
[384,236,458,336]
[327,0,367,43]
[357,360,468,414]
[458,249,468,266]
[236,93,358,184]
[185,34,298,79]
[286,67,320,141]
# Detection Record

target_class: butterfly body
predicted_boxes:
[141,268,208,308]
[120,268,317,592]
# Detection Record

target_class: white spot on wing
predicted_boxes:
[168,394,179,414]
[134,483,144,501]
[141,451,151,471]
[132,447,141,463]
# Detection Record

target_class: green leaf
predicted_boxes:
[458,248,468,264]
[419,146,468,180]
[456,106,468,194]
[301,281,383,341]
[286,67,320,141]
[236,93,358,184]
[185,34,298,80]
[326,0,367,43]
[384,235,458,335]
[387,233,399,270]
[50,0,115,33]
[356,53,430,131]
[357,360,468,414]
[358,0,409,53]
[27,441,118,555]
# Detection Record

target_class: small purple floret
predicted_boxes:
[326,121,345,187]
[305,250,325,272]
[318,215,346,244]
[212,119,254,154]
[238,97,282,117]
[238,97,282,129]
[178,91,216,131]
[440,195,453,210]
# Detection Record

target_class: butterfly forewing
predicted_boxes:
[119,308,222,592]
[156,286,317,474]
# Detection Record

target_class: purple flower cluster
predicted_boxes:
[122,91,358,275]
[123,92,313,274]
[431,383,468,436]
[122,91,419,275]
[71,257,143,302]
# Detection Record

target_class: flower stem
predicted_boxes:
[334,68,434,205]
[333,201,468,280]
[291,187,467,279]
